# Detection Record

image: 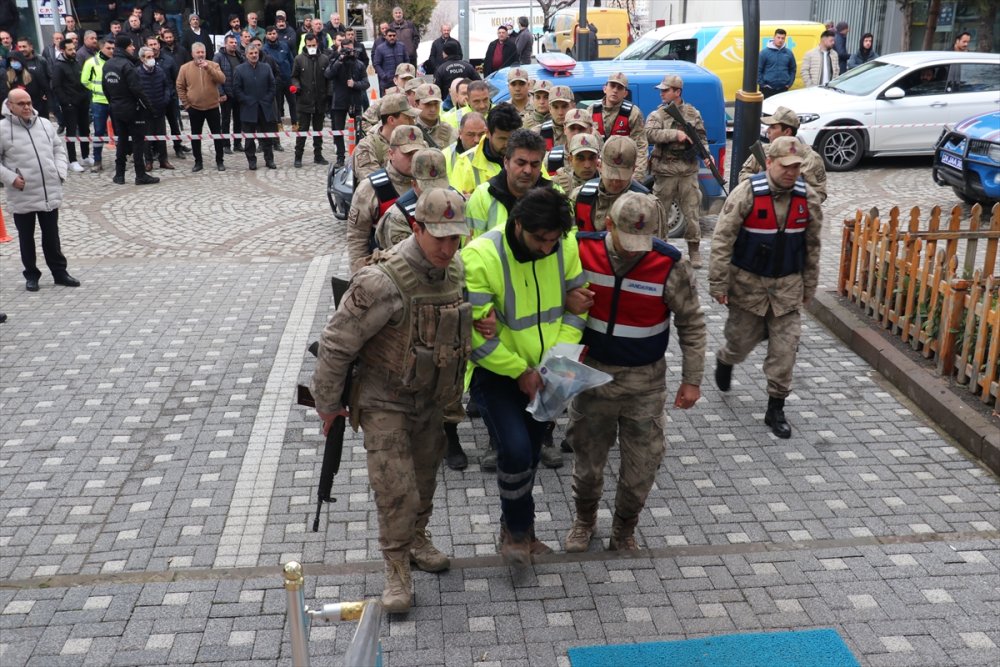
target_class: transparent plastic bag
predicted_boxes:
[526,345,613,422]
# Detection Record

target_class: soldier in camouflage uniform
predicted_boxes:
[646,74,709,268]
[312,187,472,613]
[565,192,706,552]
[709,136,823,439]
[352,94,418,182]
[361,63,416,133]
[506,67,533,123]
[552,132,600,193]
[737,106,828,203]
[569,136,653,233]
[587,72,648,180]
[524,79,552,129]
[414,83,456,149]
[347,125,427,273]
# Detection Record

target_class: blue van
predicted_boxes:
[485,59,728,221]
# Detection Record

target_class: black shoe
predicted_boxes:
[314,154,329,165]
[248,159,258,171]
[764,396,792,439]
[293,157,303,168]
[112,174,126,185]
[443,423,468,471]
[174,146,189,159]
[265,160,277,169]
[135,174,160,185]
[54,274,81,287]
[233,142,243,151]
[223,146,232,155]
[715,360,733,392]
[216,162,226,172]
[481,442,497,473]
[540,422,562,469]
[192,162,204,172]
[466,401,481,418]
[334,157,345,168]
[0,313,6,324]
[274,143,284,152]
[560,438,573,453]
[25,278,40,292]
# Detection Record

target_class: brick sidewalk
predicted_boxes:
[1,152,997,666]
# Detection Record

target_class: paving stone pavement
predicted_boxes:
[1,150,998,666]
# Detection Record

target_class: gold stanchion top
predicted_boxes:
[283,561,304,586]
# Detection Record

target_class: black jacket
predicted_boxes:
[290,51,330,113]
[325,52,370,111]
[483,39,517,76]
[233,61,276,123]
[183,28,215,60]
[162,42,189,67]
[16,54,51,106]
[101,48,152,121]
[434,59,480,100]
[427,36,461,72]
[136,62,171,116]
[51,54,90,107]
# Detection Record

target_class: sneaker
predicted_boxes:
[81,156,95,167]
[381,559,412,613]
[564,519,595,553]
[409,529,450,572]
[69,161,85,173]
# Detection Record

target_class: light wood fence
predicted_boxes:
[837,203,1000,406]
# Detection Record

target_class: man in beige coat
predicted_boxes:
[176,42,227,171]
[801,30,838,87]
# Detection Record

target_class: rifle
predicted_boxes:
[663,102,728,196]
[750,140,769,172]
[297,276,354,532]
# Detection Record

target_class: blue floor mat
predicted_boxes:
[567,628,861,667]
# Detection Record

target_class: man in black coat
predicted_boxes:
[290,32,330,167]
[51,39,92,169]
[325,41,369,168]
[483,26,517,76]
[434,42,479,106]
[136,45,174,170]
[13,38,52,118]
[234,44,277,170]
[427,23,461,73]
[101,36,158,185]
[183,13,214,61]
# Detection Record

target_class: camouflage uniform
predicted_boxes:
[360,64,414,132]
[569,136,656,233]
[353,93,417,180]
[709,139,823,400]
[347,162,417,274]
[587,81,648,180]
[523,80,552,130]
[552,165,589,193]
[567,193,706,551]
[647,97,705,245]
[737,140,828,203]
[311,191,472,612]
[416,116,456,149]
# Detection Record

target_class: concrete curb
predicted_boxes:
[807,291,1000,476]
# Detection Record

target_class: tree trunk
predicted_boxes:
[922,0,942,50]
[898,0,912,52]
[978,1,996,52]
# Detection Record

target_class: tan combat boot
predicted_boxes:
[564,517,596,553]
[687,242,703,269]
[410,529,450,572]
[381,558,412,613]
[608,521,639,552]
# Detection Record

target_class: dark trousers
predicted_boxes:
[188,106,224,164]
[761,86,788,99]
[62,102,91,163]
[166,97,184,152]
[143,114,169,164]
[294,110,324,155]
[276,84,297,125]
[330,108,348,160]
[242,120,274,163]
[220,97,241,148]
[470,368,548,536]
[13,210,69,281]
[114,116,148,178]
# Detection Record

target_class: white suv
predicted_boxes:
[764,51,1000,171]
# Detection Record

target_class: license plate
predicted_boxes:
[940,152,963,170]
[598,38,620,46]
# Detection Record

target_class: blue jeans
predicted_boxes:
[91,101,109,162]
[470,368,549,535]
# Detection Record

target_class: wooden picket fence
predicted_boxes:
[837,203,1000,406]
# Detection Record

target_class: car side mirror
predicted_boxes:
[883,87,905,100]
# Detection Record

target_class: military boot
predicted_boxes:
[765,396,792,439]
[540,421,563,469]
[410,529,450,572]
[498,524,531,566]
[564,516,596,553]
[443,422,468,471]
[715,359,733,392]
[381,558,412,613]
[608,516,639,552]
[293,149,304,168]
[687,242,703,269]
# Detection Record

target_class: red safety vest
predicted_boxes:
[368,169,401,252]
[577,231,678,367]
[731,173,810,277]
[592,100,633,139]
[540,120,555,151]
[574,178,651,231]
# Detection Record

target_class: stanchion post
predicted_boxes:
[283,561,311,667]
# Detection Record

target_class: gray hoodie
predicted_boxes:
[0,100,68,214]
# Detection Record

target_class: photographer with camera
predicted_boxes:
[325,41,370,168]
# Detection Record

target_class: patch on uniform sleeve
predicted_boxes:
[344,283,376,316]
[723,201,735,215]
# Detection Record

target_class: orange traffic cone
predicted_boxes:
[347,117,357,155]
[0,205,12,243]
[106,118,116,149]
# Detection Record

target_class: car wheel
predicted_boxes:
[951,187,976,205]
[664,203,686,238]
[818,127,864,171]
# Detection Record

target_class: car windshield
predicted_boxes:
[824,60,907,95]
[616,34,656,60]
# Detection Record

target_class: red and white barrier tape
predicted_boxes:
[64,129,355,143]
[792,122,952,131]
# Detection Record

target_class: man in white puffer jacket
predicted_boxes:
[0,89,81,292]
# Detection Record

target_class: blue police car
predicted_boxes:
[933,111,1000,205]
[485,58,727,237]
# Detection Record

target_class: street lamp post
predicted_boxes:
[730,0,763,190]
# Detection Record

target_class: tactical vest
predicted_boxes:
[540,120,555,151]
[578,231,677,367]
[392,188,418,228]
[592,100,633,139]
[574,177,650,231]
[368,169,402,252]
[546,145,566,176]
[358,248,472,404]
[731,173,810,278]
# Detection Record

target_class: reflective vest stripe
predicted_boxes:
[467,291,493,306]
[592,101,632,139]
[574,178,600,231]
[586,317,670,338]
[486,229,567,332]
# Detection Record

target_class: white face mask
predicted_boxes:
[144,58,156,67]
[306,46,317,55]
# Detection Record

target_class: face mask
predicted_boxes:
[306,46,317,55]
[144,58,155,67]
[11,60,21,71]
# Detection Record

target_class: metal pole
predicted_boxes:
[577,0,591,61]
[730,0,763,191]
[458,0,469,66]
[283,562,311,667]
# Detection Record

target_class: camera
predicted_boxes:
[340,47,355,59]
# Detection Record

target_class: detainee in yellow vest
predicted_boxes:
[443,78,492,130]
[442,111,487,182]
[449,102,522,196]
[465,128,564,239]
